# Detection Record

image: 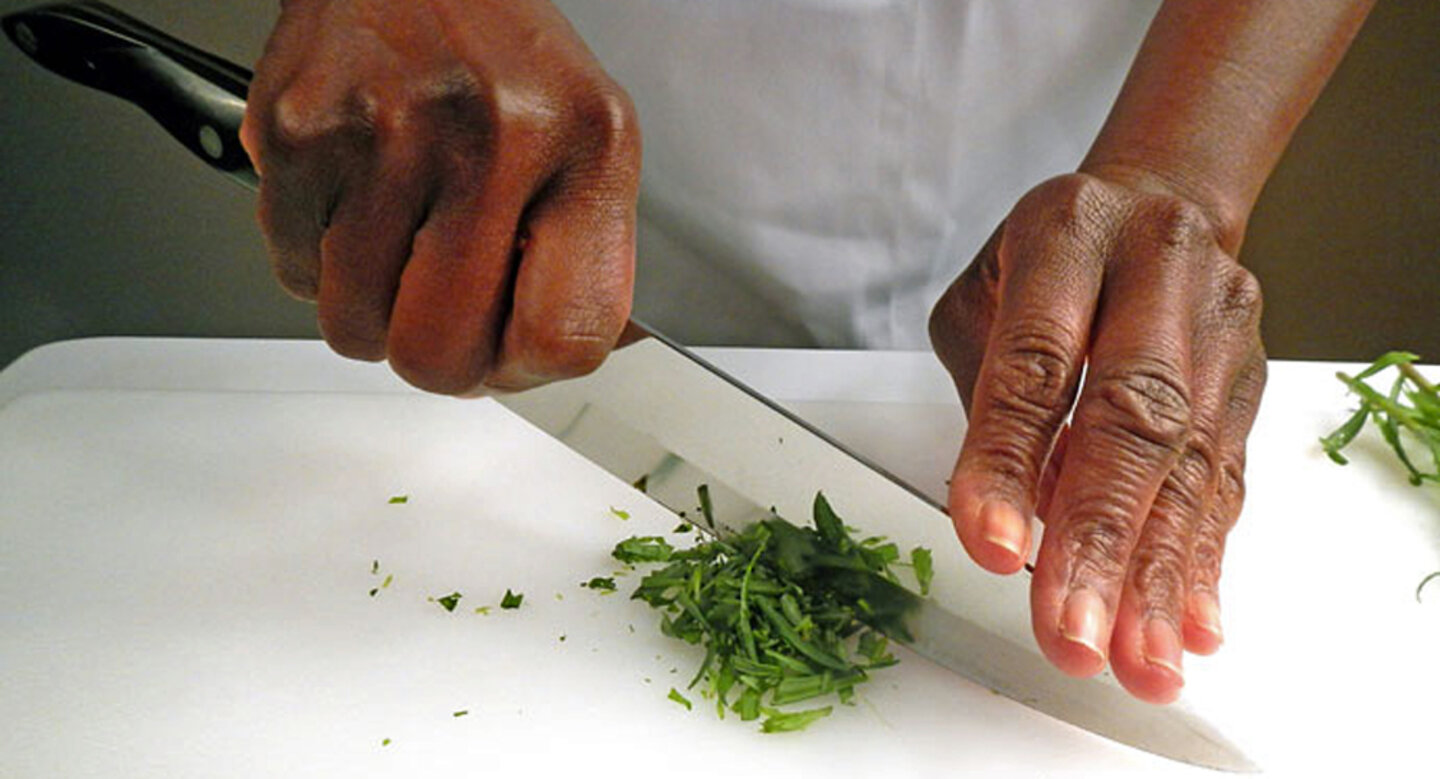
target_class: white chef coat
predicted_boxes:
[552,1,1161,349]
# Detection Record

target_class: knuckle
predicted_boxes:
[387,343,485,397]
[1138,195,1215,254]
[1214,456,1248,529]
[1015,173,1118,242]
[1060,496,1140,582]
[1084,360,1193,456]
[320,322,386,362]
[969,438,1044,496]
[268,255,320,300]
[1190,533,1226,588]
[267,88,358,154]
[519,316,619,379]
[987,325,1081,418]
[1189,454,1245,586]
[506,300,624,380]
[574,83,641,156]
[1129,537,1189,611]
[1217,264,1265,332]
[1155,440,1219,515]
[317,304,388,362]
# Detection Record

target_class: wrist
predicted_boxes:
[1078,159,1249,256]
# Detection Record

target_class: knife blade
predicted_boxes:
[4,3,1256,770]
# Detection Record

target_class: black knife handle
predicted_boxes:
[3,1,259,190]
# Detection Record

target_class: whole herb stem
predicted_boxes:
[1400,362,1437,395]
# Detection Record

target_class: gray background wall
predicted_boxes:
[2,0,1436,369]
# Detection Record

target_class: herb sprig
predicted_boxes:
[1322,352,1440,485]
[614,491,929,732]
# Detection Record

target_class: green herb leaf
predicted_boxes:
[910,547,934,596]
[500,589,524,610]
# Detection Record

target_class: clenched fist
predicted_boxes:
[240,0,641,394]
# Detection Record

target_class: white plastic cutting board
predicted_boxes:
[1,339,1437,778]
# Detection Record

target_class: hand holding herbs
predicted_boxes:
[611,491,932,732]
[1322,352,1439,485]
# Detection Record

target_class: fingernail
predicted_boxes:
[1059,588,1108,664]
[1191,591,1224,646]
[1144,618,1185,683]
[980,500,1027,560]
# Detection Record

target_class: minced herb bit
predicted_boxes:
[474,606,492,615]
[582,576,618,592]
[381,738,391,746]
[434,592,463,612]
[388,495,409,504]
[610,506,631,520]
[500,589,524,610]
[612,536,675,564]
[614,490,930,733]
[667,687,693,711]
[453,710,469,718]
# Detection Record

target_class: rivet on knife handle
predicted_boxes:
[2,1,258,189]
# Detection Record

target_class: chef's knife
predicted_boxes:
[4,3,1255,771]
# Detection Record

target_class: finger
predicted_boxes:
[945,178,1111,575]
[1035,423,1070,524]
[1105,393,1226,702]
[314,141,432,361]
[487,93,641,391]
[1186,346,1266,655]
[1029,201,1211,680]
[250,143,336,301]
[244,75,364,300]
[929,224,1005,411]
[384,174,525,395]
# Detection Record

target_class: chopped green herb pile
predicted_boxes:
[500,589,524,610]
[1322,351,1439,485]
[614,491,930,733]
